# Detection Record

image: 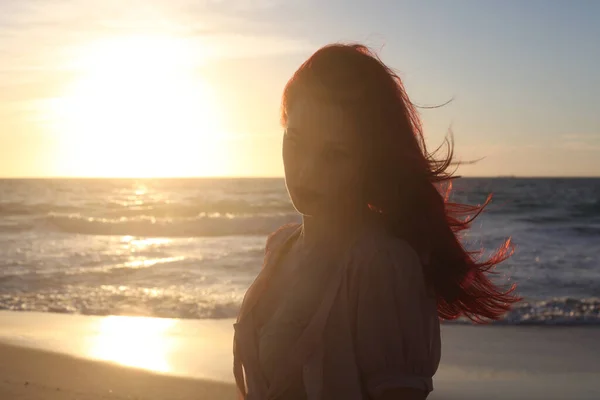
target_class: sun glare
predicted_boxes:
[89,316,176,373]
[47,35,228,177]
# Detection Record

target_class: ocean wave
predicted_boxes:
[43,213,300,237]
[571,199,600,216]
[570,225,600,236]
[0,202,80,216]
[516,222,600,237]
[0,287,243,319]
[100,200,295,218]
[445,297,600,326]
[1,291,598,325]
[0,199,294,218]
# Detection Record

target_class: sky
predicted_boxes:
[0,0,598,178]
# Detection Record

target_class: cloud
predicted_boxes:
[0,0,312,73]
[558,133,600,151]
[560,133,599,141]
[455,136,600,161]
[560,141,600,152]
[0,0,313,108]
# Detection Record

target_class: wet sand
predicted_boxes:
[0,311,598,400]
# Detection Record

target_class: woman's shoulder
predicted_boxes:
[346,229,434,301]
[265,222,301,252]
[346,229,423,280]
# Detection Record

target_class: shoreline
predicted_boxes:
[1,311,599,400]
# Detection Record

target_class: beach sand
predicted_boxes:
[0,311,598,400]
[0,342,236,400]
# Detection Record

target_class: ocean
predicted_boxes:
[0,178,598,325]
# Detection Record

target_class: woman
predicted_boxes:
[233,44,520,400]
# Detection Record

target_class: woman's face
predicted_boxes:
[283,98,366,217]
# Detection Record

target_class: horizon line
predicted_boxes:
[1,175,599,180]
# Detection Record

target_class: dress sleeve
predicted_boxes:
[265,223,301,256]
[351,237,441,398]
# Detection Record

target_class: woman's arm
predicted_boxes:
[351,237,440,400]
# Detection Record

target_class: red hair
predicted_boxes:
[281,43,521,322]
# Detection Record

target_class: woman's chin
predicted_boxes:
[292,202,320,217]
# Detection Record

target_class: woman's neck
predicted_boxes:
[298,207,382,254]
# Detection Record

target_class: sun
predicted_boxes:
[48,35,228,177]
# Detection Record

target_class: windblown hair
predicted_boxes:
[281,43,521,322]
